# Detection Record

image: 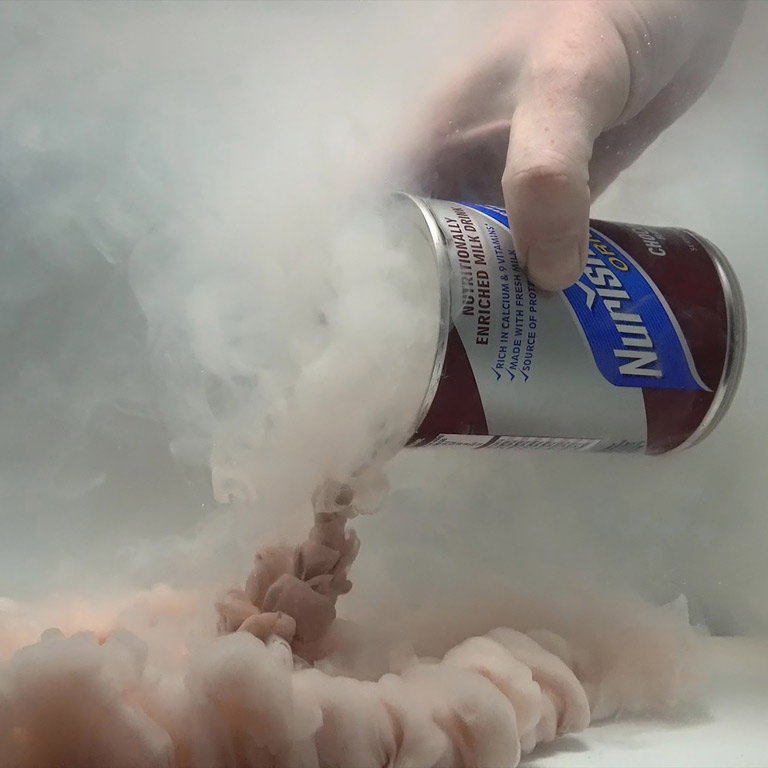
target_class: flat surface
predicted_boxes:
[527,638,768,767]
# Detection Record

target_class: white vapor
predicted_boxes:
[0,0,491,594]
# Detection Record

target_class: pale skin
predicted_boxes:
[414,0,746,290]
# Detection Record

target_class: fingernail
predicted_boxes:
[525,236,584,290]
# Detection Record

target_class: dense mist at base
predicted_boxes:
[0,0,766,653]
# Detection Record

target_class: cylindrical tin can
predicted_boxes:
[388,194,746,455]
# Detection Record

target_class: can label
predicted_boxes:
[408,199,719,453]
[469,203,709,392]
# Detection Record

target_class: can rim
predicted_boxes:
[390,193,452,441]
[669,232,748,453]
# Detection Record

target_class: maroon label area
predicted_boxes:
[593,221,729,453]
[407,328,487,446]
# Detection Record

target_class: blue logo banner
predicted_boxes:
[462,202,708,391]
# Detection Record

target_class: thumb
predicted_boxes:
[502,48,628,290]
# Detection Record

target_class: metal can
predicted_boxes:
[388,194,746,455]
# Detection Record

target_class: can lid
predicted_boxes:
[386,193,452,442]
[672,232,748,452]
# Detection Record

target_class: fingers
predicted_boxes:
[589,5,748,198]
[403,13,531,202]
[502,13,630,290]
[416,120,511,205]
[503,110,593,291]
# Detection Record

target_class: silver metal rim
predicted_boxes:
[390,193,451,441]
[669,232,748,453]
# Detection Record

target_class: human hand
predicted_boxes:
[411,0,745,290]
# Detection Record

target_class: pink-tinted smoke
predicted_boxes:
[0,482,700,768]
